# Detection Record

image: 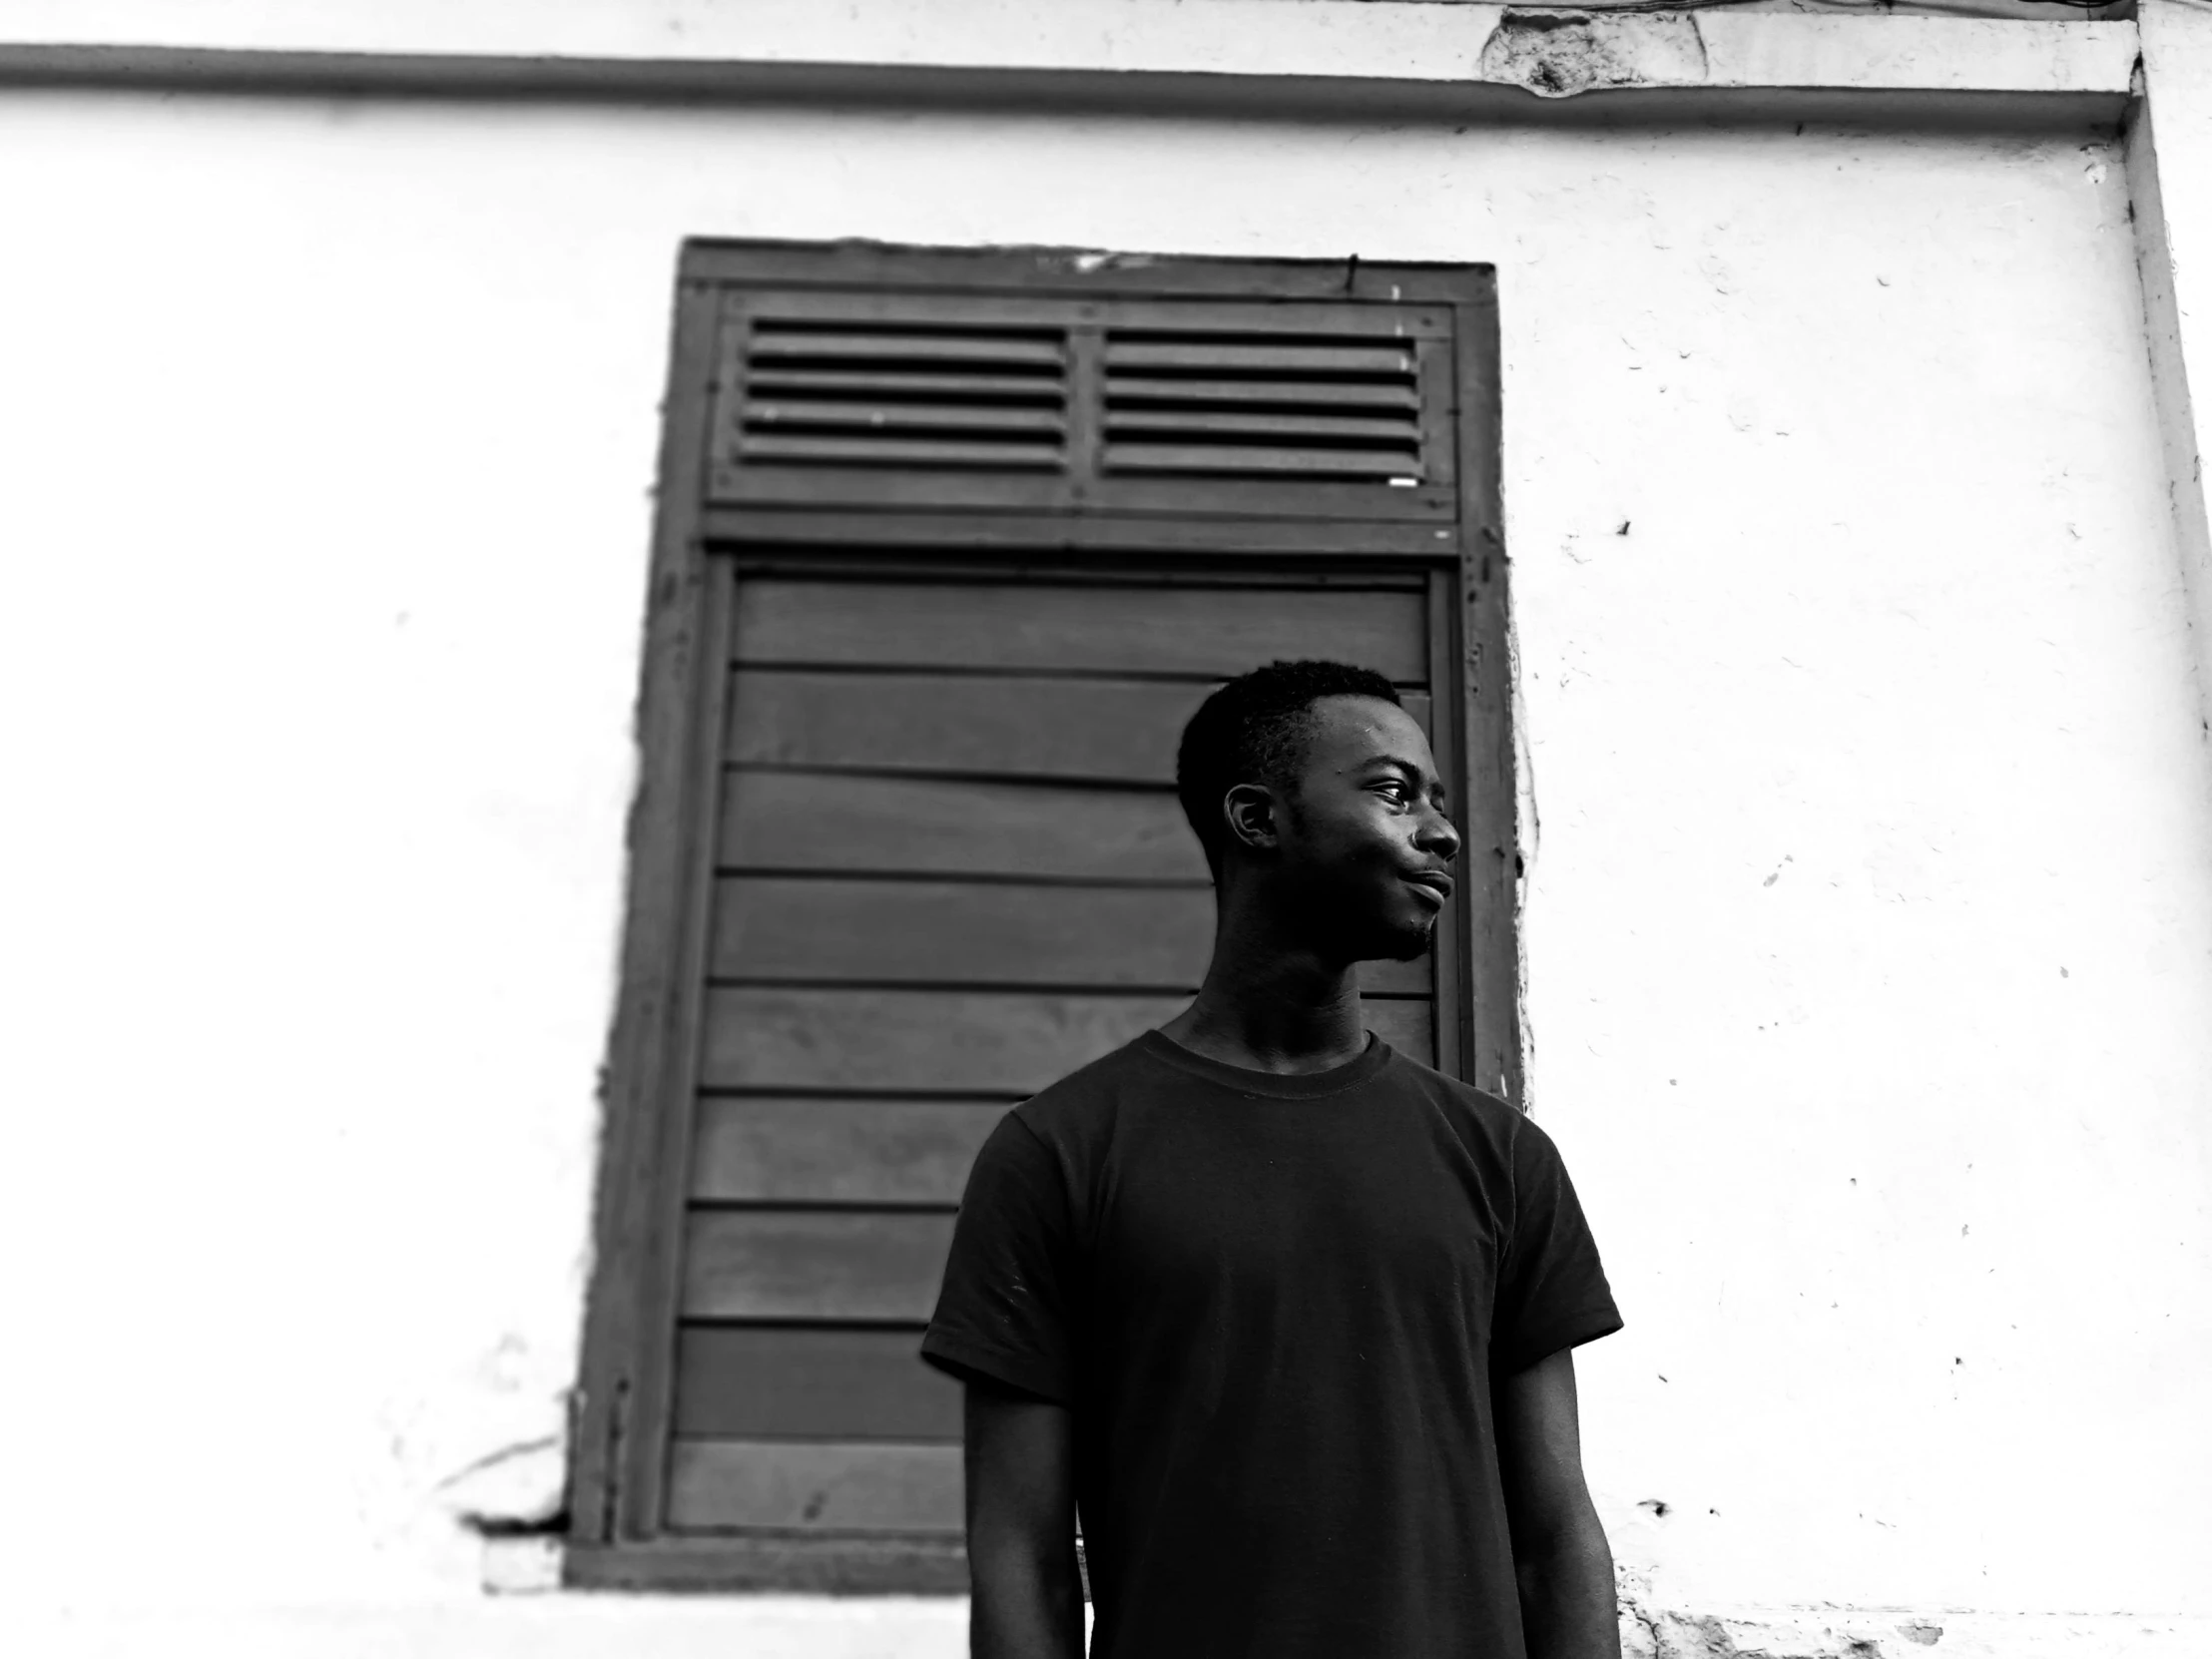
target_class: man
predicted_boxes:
[921,660,1622,1659]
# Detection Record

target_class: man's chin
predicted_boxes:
[1364,918,1437,964]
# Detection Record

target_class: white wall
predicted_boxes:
[0,82,2206,1654]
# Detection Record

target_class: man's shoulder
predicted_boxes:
[1006,1032,1159,1144]
[1375,1043,1557,1166]
[1379,1042,1522,1125]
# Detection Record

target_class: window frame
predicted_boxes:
[564,242,1515,1592]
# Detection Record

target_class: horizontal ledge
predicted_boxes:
[0,7,2137,102]
[0,52,2136,134]
[715,869,1215,891]
[702,978,1432,998]
[707,511,1469,558]
[563,1534,967,1595]
[686,1197,964,1213]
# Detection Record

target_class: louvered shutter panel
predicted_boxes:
[711,294,1457,521]
[572,246,1504,1592]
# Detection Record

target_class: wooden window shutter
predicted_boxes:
[709,291,1457,523]
[569,244,1510,1593]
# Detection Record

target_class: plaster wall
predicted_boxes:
[2138,0,2212,729]
[0,83,2206,1655]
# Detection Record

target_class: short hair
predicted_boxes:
[1175,659,1402,878]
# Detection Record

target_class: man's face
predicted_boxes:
[1271,695,1461,963]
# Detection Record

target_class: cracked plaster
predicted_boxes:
[1479,10,1710,98]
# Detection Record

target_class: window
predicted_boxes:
[567,242,1513,1591]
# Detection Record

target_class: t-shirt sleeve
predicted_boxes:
[1491,1118,1623,1375]
[919,1110,1079,1404]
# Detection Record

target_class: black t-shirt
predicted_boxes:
[921,1028,1622,1659]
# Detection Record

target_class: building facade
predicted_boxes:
[2,4,2209,1655]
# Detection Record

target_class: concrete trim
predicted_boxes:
[2133,2,2212,737]
[9,1600,2210,1656]
[0,1,2140,103]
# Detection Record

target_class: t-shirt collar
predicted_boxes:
[1134,1027,1394,1100]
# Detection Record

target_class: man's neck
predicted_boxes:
[1157,894,1368,1076]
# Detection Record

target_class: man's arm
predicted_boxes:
[964,1381,1084,1659]
[1496,1348,1619,1659]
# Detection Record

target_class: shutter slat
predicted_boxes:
[748,330,1064,366]
[748,368,1067,398]
[1107,443,1417,477]
[739,434,1063,468]
[748,401,1067,434]
[1105,374,1422,410]
[1103,340,1413,374]
[1107,408,1419,442]
[743,287,1451,337]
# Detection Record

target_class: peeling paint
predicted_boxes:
[1479,10,1709,100]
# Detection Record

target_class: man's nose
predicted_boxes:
[1417,809,1461,861]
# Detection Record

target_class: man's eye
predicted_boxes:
[1374,782,1410,804]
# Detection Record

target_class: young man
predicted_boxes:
[921,660,1623,1659]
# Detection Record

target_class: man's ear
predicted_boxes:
[1222,783,1280,854]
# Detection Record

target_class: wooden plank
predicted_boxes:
[738,435,1063,468]
[1366,995,1435,1063]
[704,506,1462,557]
[1413,335,1460,489]
[701,988,1186,1093]
[747,401,1065,433]
[742,286,1451,338]
[1107,375,1421,410]
[1089,298,1449,338]
[718,771,1209,882]
[726,669,1433,785]
[683,244,1483,307]
[569,276,735,1547]
[732,578,1428,682]
[748,331,1064,366]
[709,876,1428,995]
[667,1440,963,1534]
[715,877,1211,988]
[1426,566,1468,1082]
[675,1327,961,1439]
[749,368,1062,399]
[1103,340,1415,374]
[691,1097,1008,1205]
[1106,409,1418,441]
[1449,276,1520,1103]
[1075,474,1455,523]
[683,1211,954,1321]
[713,463,1453,521]
[713,463,1077,511]
[566,1535,968,1595]
[1105,444,1418,477]
[727,670,1199,784]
